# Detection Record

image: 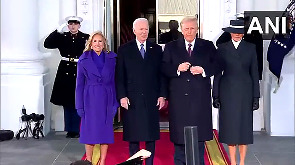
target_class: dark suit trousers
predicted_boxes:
[129,141,155,165]
[174,142,205,165]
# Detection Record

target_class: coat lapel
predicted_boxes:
[231,40,242,58]
[130,40,145,60]
[101,51,116,77]
[145,41,154,60]
[237,40,246,52]
[191,38,202,58]
[177,38,190,60]
[80,51,101,77]
[224,40,241,60]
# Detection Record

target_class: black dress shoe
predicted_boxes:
[70,132,80,138]
[66,132,71,138]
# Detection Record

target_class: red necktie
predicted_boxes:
[188,43,192,56]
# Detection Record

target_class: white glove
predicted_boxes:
[57,23,68,33]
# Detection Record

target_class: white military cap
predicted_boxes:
[65,16,83,23]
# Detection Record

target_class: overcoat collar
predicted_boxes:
[226,39,246,52]
[79,50,116,76]
[176,37,204,59]
[65,31,82,37]
[130,39,152,60]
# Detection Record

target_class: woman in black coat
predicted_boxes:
[213,19,260,165]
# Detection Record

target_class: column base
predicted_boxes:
[1,61,51,136]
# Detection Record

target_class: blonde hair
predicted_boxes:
[84,31,109,52]
[180,16,198,29]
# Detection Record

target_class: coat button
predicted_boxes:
[184,93,188,96]
[141,93,144,96]
[66,73,69,75]
[187,79,190,82]
[67,64,69,66]
[68,55,70,57]
[73,41,75,42]
[74,64,77,67]
[74,74,76,76]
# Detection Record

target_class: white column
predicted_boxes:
[76,0,104,35]
[60,0,77,20]
[201,0,236,42]
[40,0,77,132]
[236,0,253,13]
[1,0,49,134]
[38,0,62,132]
[77,0,94,34]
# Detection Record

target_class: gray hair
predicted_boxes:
[180,16,198,28]
[133,18,149,29]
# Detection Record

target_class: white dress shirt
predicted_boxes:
[136,39,146,51]
[185,39,196,51]
[231,39,242,49]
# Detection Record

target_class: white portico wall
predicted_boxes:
[238,0,294,136]
[43,0,79,132]
[253,0,294,136]
[1,0,50,134]
[236,0,294,136]
[201,0,294,135]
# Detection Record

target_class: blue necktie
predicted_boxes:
[140,44,145,59]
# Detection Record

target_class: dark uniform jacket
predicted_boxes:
[162,38,220,144]
[116,40,167,142]
[44,30,89,108]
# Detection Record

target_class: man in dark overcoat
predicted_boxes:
[162,16,220,165]
[116,18,167,165]
[44,16,89,138]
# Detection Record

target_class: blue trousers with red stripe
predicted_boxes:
[63,106,80,133]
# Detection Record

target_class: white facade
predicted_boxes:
[1,0,294,136]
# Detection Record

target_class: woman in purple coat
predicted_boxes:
[75,31,119,165]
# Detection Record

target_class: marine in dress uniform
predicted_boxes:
[44,16,89,138]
